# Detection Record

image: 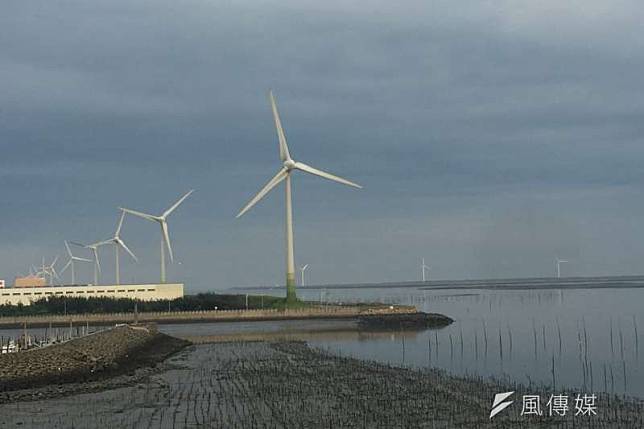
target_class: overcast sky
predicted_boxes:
[1,1,644,291]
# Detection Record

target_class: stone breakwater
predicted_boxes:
[0,325,190,393]
[0,305,416,328]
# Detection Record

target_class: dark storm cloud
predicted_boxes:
[1,0,644,288]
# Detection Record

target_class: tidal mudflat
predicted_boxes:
[1,341,642,428]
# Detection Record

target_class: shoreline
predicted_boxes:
[1,339,642,427]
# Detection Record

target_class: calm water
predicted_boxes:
[2,285,642,398]
[235,286,644,398]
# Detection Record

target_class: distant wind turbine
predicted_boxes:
[72,238,114,286]
[300,264,309,286]
[120,190,193,283]
[93,211,138,285]
[61,241,92,285]
[555,257,568,278]
[236,91,362,304]
[37,256,60,285]
[421,258,431,282]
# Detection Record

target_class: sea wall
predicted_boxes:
[0,305,416,328]
[0,325,189,392]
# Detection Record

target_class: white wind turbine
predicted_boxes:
[421,258,431,282]
[120,190,193,283]
[61,241,92,285]
[37,256,60,285]
[300,264,309,286]
[237,91,361,304]
[94,211,138,285]
[555,257,568,279]
[71,240,107,286]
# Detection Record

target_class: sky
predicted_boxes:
[2,0,644,292]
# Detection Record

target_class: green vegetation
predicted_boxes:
[0,293,290,317]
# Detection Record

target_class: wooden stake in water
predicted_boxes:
[633,315,639,360]
[449,334,454,362]
[603,363,607,393]
[498,328,505,362]
[619,323,625,362]
[474,330,479,361]
[482,320,488,359]
[556,319,562,358]
[610,317,615,356]
[532,320,538,360]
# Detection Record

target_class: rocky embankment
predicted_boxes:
[0,325,189,394]
[358,311,453,330]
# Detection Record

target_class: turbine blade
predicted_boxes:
[70,241,87,248]
[64,240,72,257]
[61,260,71,274]
[236,168,288,218]
[269,91,291,161]
[73,256,93,263]
[163,189,194,218]
[294,162,362,189]
[161,221,174,262]
[120,207,158,222]
[115,211,126,236]
[117,238,138,262]
[94,239,113,247]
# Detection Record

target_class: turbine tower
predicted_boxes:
[555,258,568,279]
[421,258,431,282]
[300,264,309,286]
[236,91,361,304]
[120,190,193,283]
[61,241,92,285]
[94,211,138,285]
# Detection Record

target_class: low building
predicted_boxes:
[0,283,184,306]
[14,275,47,288]
[0,280,4,288]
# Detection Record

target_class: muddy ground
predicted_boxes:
[0,341,642,428]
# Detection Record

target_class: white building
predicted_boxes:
[0,283,183,306]
[0,280,5,288]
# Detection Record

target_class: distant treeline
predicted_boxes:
[0,293,285,317]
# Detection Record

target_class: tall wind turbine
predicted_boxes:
[555,258,568,279]
[61,241,92,285]
[421,258,431,282]
[300,264,309,286]
[236,91,362,304]
[120,190,193,283]
[95,211,138,285]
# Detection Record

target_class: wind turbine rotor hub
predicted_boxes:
[283,159,296,170]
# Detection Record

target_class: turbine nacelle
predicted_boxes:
[283,159,296,170]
